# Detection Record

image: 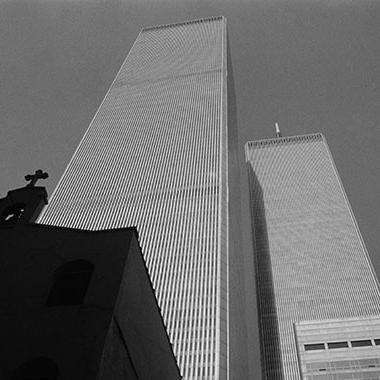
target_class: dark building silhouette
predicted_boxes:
[0,177,181,380]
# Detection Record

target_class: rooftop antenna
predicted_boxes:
[275,122,282,138]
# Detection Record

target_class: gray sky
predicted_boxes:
[1,0,379,375]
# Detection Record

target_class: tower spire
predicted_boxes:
[275,122,281,138]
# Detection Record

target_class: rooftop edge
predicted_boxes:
[141,15,225,33]
[245,132,325,150]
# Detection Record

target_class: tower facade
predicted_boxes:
[38,17,242,380]
[246,133,380,379]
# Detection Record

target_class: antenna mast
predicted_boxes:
[275,122,282,138]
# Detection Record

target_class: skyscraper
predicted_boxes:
[246,133,380,379]
[38,17,247,380]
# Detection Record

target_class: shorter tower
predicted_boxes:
[246,133,380,379]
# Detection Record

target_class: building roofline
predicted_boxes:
[244,133,326,158]
[141,15,225,33]
[245,132,324,147]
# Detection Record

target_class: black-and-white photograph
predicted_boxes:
[0,1,379,379]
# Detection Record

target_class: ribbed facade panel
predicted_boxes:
[294,316,380,379]
[245,134,380,379]
[38,17,228,380]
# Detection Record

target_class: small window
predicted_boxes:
[305,343,325,351]
[46,260,94,306]
[0,203,26,225]
[351,339,372,347]
[327,341,349,349]
[12,357,58,380]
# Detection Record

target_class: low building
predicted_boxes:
[0,177,181,380]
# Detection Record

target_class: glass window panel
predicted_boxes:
[327,341,349,349]
[305,343,325,351]
[351,339,372,347]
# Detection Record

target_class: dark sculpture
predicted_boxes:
[25,169,49,187]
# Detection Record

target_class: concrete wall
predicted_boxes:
[0,224,132,379]
[0,223,181,379]
[97,318,139,380]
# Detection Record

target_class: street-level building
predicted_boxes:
[0,182,181,380]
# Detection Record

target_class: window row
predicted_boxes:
[306,373,380,380]
[305,339,380,351]
[306,358,380,372]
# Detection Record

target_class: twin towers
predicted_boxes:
[38,17,380,379]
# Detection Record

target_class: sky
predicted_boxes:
[1,0,379,375]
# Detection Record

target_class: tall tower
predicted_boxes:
[38,17,245,380]
[246,133,380,379]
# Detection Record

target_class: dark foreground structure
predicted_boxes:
[0,183,181,380]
